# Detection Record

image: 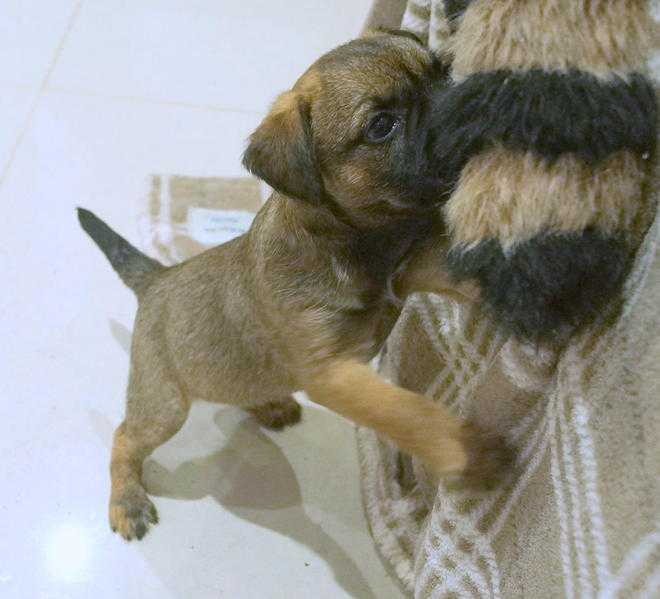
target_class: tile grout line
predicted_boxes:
[45,86,265,116]
[0,83,39,92]
[0,0,85,189]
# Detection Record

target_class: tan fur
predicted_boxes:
[304,360,468,474]
[393,234,481,302]
[444,146,652,248]
[269,70,321,117]
[304,360,509,484]
[109,423,160,539]
[451,0,654,80]
[99,34,505,540]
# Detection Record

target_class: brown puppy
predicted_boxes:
[79,32,503,541]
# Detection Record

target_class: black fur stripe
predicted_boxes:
[430,69,657,182]
[446,230,630,341]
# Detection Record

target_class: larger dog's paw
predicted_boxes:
[109,485,159,541]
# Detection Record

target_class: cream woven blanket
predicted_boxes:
[356,1,660,597]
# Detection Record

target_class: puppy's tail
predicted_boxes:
[77,207,165,295]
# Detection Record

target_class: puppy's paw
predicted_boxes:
[419,422,512,490]
[109,485,159,541]
[249,397,302,431]
[453,425,513,490]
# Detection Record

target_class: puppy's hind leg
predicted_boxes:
[248,395,302,431]
[109,372,189,540]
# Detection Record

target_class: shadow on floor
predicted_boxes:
[144,416,376,599]
[102,318,378,598]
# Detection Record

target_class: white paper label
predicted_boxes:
[187,207,255,245]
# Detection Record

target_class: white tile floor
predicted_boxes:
[0,2,407,598]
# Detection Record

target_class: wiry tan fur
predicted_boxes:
[444,147,653,248]
[304,360,504,480]
[91,34,507,541]
[451,0,655,81]
[444,0,657,272]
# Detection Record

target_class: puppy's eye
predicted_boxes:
[365,112,400,143]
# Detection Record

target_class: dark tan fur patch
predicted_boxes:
[444,147,652,248]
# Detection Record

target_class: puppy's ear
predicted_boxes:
[243,91,323,203]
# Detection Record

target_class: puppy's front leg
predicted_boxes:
[304,360,506,482]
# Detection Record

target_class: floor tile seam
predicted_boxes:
[0,0,85,188]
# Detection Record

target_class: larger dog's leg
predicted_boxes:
[304,360,507,482]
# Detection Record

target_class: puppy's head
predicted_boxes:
[243,32,450,227]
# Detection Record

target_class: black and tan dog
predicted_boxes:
[433,0,657,341]
[79,31,505,541]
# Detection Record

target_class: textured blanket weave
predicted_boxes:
[357,1,660,597]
